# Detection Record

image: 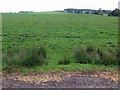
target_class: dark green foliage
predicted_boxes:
[20,46,47,67]
[86,45,94,54]
[74,45,118,66]
[3,46,47,71]
[74,48,91,64]
[108,8,120,16]
[99,50,118,65]
[58,56,70,65]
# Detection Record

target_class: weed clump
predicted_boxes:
[74,48,91,64]
[58,56,70,65]
[3,46,47,71]
[20,46,47,67]
[86,45,94,54]
[73,45,118,66]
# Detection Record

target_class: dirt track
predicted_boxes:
[2,71,119,88]
[2,75,118,88]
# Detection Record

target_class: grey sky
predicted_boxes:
[0,0,119,12]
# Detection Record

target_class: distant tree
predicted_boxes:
[94,11,99,15]
[98,8,104,15]
[113,8,120,16]
[108,11,112,16]
[85,11,90,14]
[94,8,103,15]
[98,8,102,12]
[108,8,120,16]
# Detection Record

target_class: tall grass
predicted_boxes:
[74,48,90,64]
[73,45,118,66]
[3,46,47,71]
[58,55,71,65]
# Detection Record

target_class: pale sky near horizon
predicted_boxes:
[0,0,119,12]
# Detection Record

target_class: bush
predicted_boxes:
[58,56,70,65]
[3,46,47,71]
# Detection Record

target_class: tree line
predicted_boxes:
[108,8,120,16]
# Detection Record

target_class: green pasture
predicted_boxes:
[2,12,118,73]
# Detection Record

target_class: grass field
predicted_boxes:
[2,12,118,73]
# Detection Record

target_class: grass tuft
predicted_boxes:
[58,56,71,65]
[73,45,118,66]
[3,46,47,71]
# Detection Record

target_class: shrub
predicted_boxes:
[58,56,70,65]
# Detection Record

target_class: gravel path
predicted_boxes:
[2,75,118,88]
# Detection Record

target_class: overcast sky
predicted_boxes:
[0,0,119,12]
